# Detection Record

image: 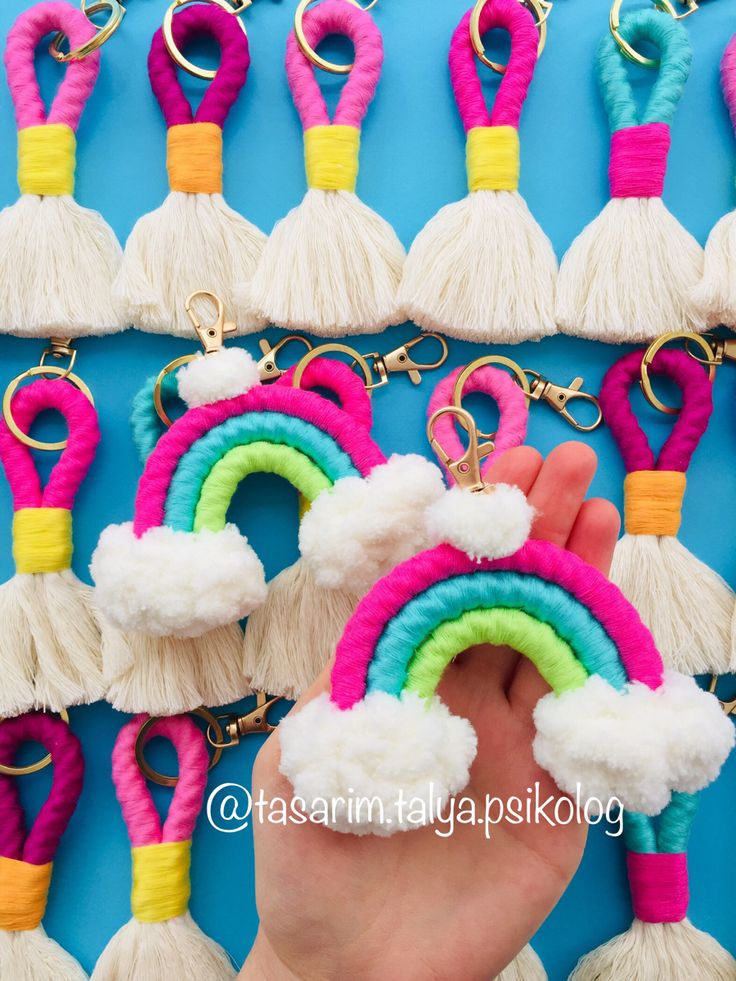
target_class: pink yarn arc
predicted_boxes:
[721,34,736,133]
[0,379,100,512]
[5,1,99,132]
[0,713,84,866]
[277,357,373,432]
[112,715,208,848]
[627,851,689,923]
[427,365,528,482]
[450,0,538,133]
[330,539,664,710]
[599,349,712,474]
[286,0,383,130]
[149,5,249,130]
[609,123,670,198]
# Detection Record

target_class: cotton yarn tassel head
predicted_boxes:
[0,713,87,980]
[601,349,735,675]
[114,6,266,337]
[251,0,405,335]
[690,35,736,327]
[556,11,705,342]
[398,0,557,343]
[571,795,736,980]
[92,715,235,981]
[0,3,123,337]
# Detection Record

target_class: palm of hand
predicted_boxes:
[243,443,620,981]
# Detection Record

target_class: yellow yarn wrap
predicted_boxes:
[18,124,76,197]
[13,508,72,574]
[0,857,52,931]
[466,126,520,192]
[304,125,360,192]
[167,123,224,195]
[624,470,686,536]
[131,841,192,924]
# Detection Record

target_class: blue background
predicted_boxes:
[0,0,734,977]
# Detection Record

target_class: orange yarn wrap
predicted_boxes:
[624,470,686,536]
[0,856,52,931]
[167,122,223,194]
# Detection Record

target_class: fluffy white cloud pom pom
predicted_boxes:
[299,454,446,594]
[425,483,534,561]
[177,347,261,408]
[279,691,477,836]
[91,522,267,637]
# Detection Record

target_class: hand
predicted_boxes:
[241,443,620,981]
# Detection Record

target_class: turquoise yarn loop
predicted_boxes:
[597,10,691,131]
[366,572,629,696]
[165,409,360,531]
[624,792,698,855]
[130,372,180,464]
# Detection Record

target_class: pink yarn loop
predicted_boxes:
[449,0,539,133]
[286,0,383,130]
[148,5,250,129]
[4,1,100,132]
[599,349,712,474]
[0,379,100,512]
[0,713,84,866]
[627,851,689,923]
[721,34,736,133]
[112,715,208,848]
[609,123,670,198]
[277,357,373,431]
[427,365,528,482]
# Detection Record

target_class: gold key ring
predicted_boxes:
[452,355,532,441]
[135,708,225,787]
[470,0,551,75]
[610,0,698,69]
[0,710,71,776]
[294,0,379,74]
[291,343,375,393]
[640,331,716,415]
[3,366,94,452]
[50,0,127,62]
[163,0,249,80]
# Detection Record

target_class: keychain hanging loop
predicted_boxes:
[470,0,551,74]
[610,0,699,68]
[163,0,249,80]
[294,0,379,74]
[2,364,94,453]
[135,708,224,787]
[0,710,70,777]
[640,331,716,414]
[50,0,127,63]
[291,343,375,393]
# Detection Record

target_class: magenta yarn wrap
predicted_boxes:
[599,349,712,475]
[329,539,664,710]
[449,0,538,133]
[0,379,100,512]
[277,357,373,432]
[0,714,83,866]
[609,123,671,198]
[427,365,528,482]
[112,715,207,848]
[286,0,383,131]
[148,5,249,130]
[627,851,689,923]
[4,1,99,133]
[721,35,736,134]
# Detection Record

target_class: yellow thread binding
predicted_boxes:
[167,123,224,195]
[466,126,520,192]
[304,125,360,192]
[0,857,52,931]
[624,470,686,537]
[18,124,76,197]
[131,840,192,923]
[13,508,73,575]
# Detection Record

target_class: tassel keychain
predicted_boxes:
[556,9,705,342]
[0,378,117,717]
[600,347,735,674]
[0,712,86,979]
[92,714,235,980]
[114,5,266,337]
[250,0,405,335]
[571,796,736,978]
[398,0,557,344]
[0,2,123,338]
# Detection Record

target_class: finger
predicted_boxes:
[507,650,552,721]
[484,444,543,494]
[527,442,598,547]
[565,498,621,575]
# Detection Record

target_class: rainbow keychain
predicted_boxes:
[250,0,405,336]
[556,6,705,342]
[0,713,86,980]
[113,4,267,337]
[398,0,557,344]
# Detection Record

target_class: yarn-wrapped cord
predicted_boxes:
[721,36,736,134]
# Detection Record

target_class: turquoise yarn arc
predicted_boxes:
[624,791,698,855]
[597,10,691,130]
[130,371,180,464]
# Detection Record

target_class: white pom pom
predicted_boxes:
[690,209,736,328]
[0,196,124,337]
[496,944,547,981]
[114,192,267,336]
[425,484,534,561]
[556,198,706,342]
[299,454,446,594]
[0,926,87,980]
[91,523,267,637]
[398,191,557,343]
[251,189,405,336]
[279,691,477,836]
[177,347,261,409]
